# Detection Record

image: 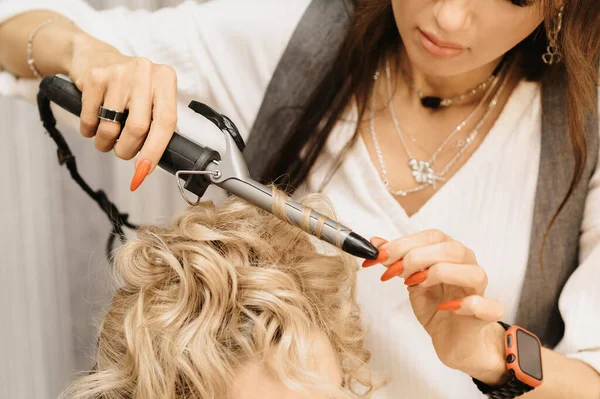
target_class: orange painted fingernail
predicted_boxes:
[362,248,389,268]
[404,270,428,286]
[436,299,462,311]
[381,260,404,282]
[130,160,152,191]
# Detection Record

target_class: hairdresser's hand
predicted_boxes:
[364,231,508,385]
[69,34,178,190]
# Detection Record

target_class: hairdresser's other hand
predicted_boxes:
[69,34,178,190]
[364,232,507,385]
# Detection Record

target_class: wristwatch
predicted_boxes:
[472,322,544,398]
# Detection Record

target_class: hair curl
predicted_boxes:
[61,191,377,398]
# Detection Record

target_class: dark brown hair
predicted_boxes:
[265,0,599,230]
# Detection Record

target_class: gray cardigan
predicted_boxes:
[243,0,599,348]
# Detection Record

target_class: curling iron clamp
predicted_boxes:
[37,75,379,261]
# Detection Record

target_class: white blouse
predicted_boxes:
[1,1,599,398]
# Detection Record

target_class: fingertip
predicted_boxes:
[380,260,404,282]
[436,299,462,311]
[404,270,428,286]
[362,247,389,268]
[130,159,152,191]
[370,236,388,248]
[147,162,158,175]
[137,155,158,175]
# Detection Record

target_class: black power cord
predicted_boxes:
[37,90,138,264]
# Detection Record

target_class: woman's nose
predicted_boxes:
[433,0,472,32]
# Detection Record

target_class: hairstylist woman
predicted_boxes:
[1,0,599,397]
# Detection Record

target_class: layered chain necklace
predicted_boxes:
[369,58,513,197]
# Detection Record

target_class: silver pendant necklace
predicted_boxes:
[369,59,513,197]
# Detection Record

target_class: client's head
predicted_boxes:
[63,192,375,398]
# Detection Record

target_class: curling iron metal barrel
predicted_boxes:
[209,166,378,260]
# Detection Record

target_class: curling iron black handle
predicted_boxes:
[39,75,220,197]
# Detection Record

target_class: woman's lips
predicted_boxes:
[418,29,464,58]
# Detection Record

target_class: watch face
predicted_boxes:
[516,329,543,380]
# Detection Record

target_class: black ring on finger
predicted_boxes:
[98,106,126,123]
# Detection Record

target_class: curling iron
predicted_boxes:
[37,75,379,261]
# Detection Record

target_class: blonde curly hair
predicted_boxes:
[61,191,377,398]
